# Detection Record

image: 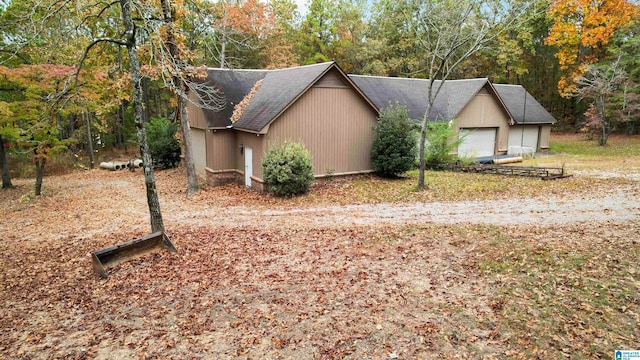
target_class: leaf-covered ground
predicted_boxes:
[1,133,639,359]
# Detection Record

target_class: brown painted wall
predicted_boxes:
[455,87,511,154]
[187,93,208,129]
[190,128,207,176]
[236,131,266,180]
[206,130,236,170]
[264,86,378,177]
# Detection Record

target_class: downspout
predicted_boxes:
[520,87,527,147]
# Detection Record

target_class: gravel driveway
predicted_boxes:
[170,185,640,228]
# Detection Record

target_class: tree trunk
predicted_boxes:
[160,0,199,196]
[220,2,227,68]
[598,95,608,146]
[0,135,13,189]
[121,0,165,233]
[85,109,95,169]
[417,97,435,190]
[142,77,151,123]
[179,91,199,195]
[34,152,46,196]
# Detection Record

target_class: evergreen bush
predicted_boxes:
[371,104,418,177]
[145,117,181,169]
[262,142,314,197]
[424,122,464,168]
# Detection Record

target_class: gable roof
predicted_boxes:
[197,62,377,132]
[493,84,556,124]
[348,75,504,122]
[235,62,339,132]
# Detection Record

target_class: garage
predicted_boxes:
[508,126,540,151]
[458,128,497,158]
[190,128,207,176]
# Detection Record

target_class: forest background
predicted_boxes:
[1,0,639,180]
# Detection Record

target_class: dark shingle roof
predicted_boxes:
[234,62,335,132]
[198,68,268,128]
[493,84,556,124]
[348,75,493,121]
[199,62,352,131]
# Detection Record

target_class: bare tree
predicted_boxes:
[409,0,535,189]
[575,58,627,145]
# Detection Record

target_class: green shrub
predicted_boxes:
[145,117,181,169]
[424,122,463,168]
[371,104,418,177]
[262,142,314,197]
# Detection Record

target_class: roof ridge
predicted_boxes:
[209,62,335,73]
[205,67,268,72]
[348,74,426,80]
[350,74,489,83]
[270,62,334,71]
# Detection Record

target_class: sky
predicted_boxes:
[294,0,309,16]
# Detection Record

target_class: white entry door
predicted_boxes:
[244,147,252,188]
[458,128,497,158]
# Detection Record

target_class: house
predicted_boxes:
[188,62,557,189]
[493,84,556,154]
[187,62,379,190]
[350,75,513,158]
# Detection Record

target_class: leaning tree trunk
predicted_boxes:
[0,134,13,189]
[121,0,165,233]
[178,92,199,195]
[34,152,46,196]
[160,0,199,196]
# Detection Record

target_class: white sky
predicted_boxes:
[294,0,309,17]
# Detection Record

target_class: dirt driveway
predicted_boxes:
[173,184,640,228]
[1,169,638,243]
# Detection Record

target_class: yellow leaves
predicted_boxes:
[546,0,639,96]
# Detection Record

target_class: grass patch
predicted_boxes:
[548,133,640,157]
[476,223,640,358]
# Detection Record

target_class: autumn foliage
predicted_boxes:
[545,0,638,96]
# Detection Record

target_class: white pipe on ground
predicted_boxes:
[99,161,131,170]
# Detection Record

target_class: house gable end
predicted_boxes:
[234,62,378,133]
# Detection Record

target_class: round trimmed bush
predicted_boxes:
[371,104,418,177]
[262,142,314,197]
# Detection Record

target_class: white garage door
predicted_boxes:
[190,128,206,176]
[508,126,540,150]
[458,128,496,158]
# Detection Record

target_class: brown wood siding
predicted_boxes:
[236,132,266,180]
[187,93,208,129]
[313,69,348,88]
[455,89,511,154]
[265,86,378,177]
[206,130,235,170]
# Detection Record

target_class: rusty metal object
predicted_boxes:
[91,231,177,278]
